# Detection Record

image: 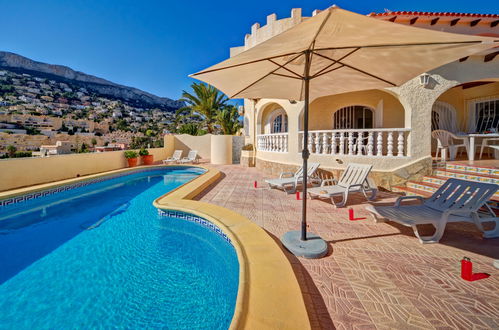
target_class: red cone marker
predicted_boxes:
[296,191,300,200]
[253,181,257,188]
[348,208,366,221]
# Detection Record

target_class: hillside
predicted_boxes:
[0,51,183,111]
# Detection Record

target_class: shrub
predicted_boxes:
[13,151,32,158]
[139,148,149,156]
[124,150,138,159]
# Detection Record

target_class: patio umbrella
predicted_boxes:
[190,6,498,258]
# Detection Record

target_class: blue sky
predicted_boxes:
[1,0,497,101]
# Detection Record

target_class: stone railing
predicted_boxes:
[298,128,411,157]
[257,133,289,152]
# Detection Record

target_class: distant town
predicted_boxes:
[0,69,179,157]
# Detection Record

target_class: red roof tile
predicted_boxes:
[369,11,499,18]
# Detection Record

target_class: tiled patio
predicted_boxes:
[197,164,499,330]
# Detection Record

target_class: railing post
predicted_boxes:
[322,132,329,155]
[308,133,313,154]
[284,134,288,152]
[397,131,405,157]
[356,133,363,155]
[387,131,394,157]
[348,132,354,155]
[367,132,374,156]
[315,132,321,154]
[331,132,337,155]
[339,132,345,155]
[376,131,383,156]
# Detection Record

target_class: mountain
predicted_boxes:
[0,51,183,111]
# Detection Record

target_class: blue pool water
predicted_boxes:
[0,168,239,329]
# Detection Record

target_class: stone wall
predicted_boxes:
[255,156,433,191]
[231,136,245,164]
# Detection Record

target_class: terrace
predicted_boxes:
[197,163,499,329]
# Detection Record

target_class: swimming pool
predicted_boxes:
[0,167,239,329]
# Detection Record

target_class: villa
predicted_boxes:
[237,9,499,191]
[0,5,498,330]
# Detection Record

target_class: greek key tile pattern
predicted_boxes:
[0,167,204,208]
[158,209,232,245]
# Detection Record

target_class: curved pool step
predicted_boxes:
[83,202,131,230]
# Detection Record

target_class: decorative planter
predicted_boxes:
[240,150,255,167]
[141,154,154,165]
[127,157,138,167]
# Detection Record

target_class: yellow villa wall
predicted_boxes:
[436,82,499,131]
[0,148,169,191]
[308,89,405,130]
[164,134,212,160]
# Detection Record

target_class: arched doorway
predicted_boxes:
[333,105,374,129]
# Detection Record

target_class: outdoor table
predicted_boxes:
[458,133,499,162]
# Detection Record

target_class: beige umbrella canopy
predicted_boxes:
[191,7,497,101]
[190,6,498,257]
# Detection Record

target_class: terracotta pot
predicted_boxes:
[141,154,154,165]
[127,157,138,167]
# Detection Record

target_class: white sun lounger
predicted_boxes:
[366,178,499,244]
[178,150,198,164]
[265,162,321,193]
[308,163,377,208]
[163,150,183,164]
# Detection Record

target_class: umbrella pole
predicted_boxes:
[301,51,311,241]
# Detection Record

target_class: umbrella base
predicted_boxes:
[281,230,328,259]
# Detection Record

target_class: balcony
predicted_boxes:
[298,128,411,157]
[257,133,289,153]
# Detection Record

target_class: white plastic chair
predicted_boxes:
[366,178,499,244]
[479,137,499,159]
[179,150,198,164]
[308,163,377,207]
[163,150,183,164]
[265,163,321,193]
[431,130,469,161]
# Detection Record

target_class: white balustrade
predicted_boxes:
[257,133,289,153]
[298,128,410,158]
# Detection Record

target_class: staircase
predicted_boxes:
[393,162,499,208]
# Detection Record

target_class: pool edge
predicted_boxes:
[153,165,311,330]
[0,164,311,329]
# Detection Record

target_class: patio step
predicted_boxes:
[445,163,499,176]
[392,161,499,208]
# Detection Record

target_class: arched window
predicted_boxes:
[432,101,458,133]
[333,106,373,129]
[268,110,288,133]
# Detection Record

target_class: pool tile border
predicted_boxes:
[158,209,233,245]
[0,166,205,207]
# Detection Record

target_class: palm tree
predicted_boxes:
[216,105,242,135]
[179,83,228,134]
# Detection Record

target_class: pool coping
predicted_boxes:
[0,164,311,329]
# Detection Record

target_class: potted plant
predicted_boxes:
[240,144,255,167]
[124,150,139,167]
[139,148,154,165]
